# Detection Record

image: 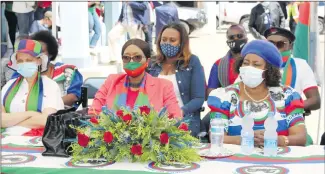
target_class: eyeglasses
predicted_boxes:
[122,55,144,63]
[268,40,289,49]
[227,34,244,40]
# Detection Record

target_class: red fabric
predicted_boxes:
[126,88,140,109]
[298,2,310,25]
[95,7,101,17]
[215,57,238,85]
[303,86,318,94]
[22,128,44,136]
[37,1,52,8]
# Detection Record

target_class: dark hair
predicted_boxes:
[156,22,192,67]
[30,31,59,61]
[226,24,247,36]
[234,57,281,87]
[121,38,151,59]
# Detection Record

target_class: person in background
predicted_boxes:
[1,39,64,136]
[30,11,52,34]
[10,31,84,107]
[148,23,205,137]
[207,40,307,146]
[12,2,35,36]
[106,2,147,64]
[287,2,299,33]
[88,1,102,53]
[3,1,18,49]
[154,1,179,39]
[269,2,286,28]
[89,38,182,118]
[278,1,288,21]
[264,27,321,112]
[207,24,248,97]
[34,1,52,20]
[143,2,154,54]
[248,1,272,39]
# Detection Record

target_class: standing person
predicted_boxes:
[143,2,154,54]
[248,1,272,39]
[269,2,286,28]
[148,23,206,137]
[154,1,179,39]
[12,2,35,36]
[30,11,52,34]
[3,1,18,48]
[105,2,147,64]
[264,27,321,112]
[207,24,248,97]
[88,1,102,52]
[34,1,52,20]
[287,2,299,33]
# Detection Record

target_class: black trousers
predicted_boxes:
[321,132,325,145]
[4,10,18,48]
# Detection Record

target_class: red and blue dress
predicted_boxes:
[207,83,305,136]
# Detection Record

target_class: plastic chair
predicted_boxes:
[82,77,107,99]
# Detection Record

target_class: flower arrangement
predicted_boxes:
[70,106,201,165]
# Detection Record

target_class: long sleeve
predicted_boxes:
[248,8,263,39]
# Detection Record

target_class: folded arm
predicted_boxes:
[16,108,57,128]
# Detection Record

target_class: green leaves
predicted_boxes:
[71,106,201,164]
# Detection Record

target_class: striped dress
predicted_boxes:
[207,83,305,136]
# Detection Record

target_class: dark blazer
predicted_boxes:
[118,2,148,25]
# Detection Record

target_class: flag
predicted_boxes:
[293,2,310,62]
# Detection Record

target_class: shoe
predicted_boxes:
[89,47,97,56]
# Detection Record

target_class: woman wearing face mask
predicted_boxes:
[207,40,307,147]
[10,31,84,107]
[1,39,64,136]
[89,38,182,118]
[207,24,248,97]
[148,23,206,137]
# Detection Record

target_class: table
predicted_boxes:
[1,136,325,174]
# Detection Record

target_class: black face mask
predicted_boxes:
[226,39,247,53]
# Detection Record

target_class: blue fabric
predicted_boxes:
[16,11,34,36]
[118,2,148,25]
[88,11,101,48]
[207,63,219,88]
[155,3,179,39]
[148,54,206,117]
[241,40,282,68]
[29,20,49,34]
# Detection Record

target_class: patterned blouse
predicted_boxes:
[207,83,305,136]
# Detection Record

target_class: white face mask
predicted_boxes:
[239,66,265,88]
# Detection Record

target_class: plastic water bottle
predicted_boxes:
[240,112,254,155]
[210,113,224,154]
[264,112,278,156]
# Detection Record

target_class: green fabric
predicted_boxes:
[88,6,95,13]
[2,167,161,174]
[293,22,309,62]
[5,2,13,12]
[306,133,313,146]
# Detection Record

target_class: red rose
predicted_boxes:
[77,133,90,147]
[160,133,169,145]
[103,131,114,144]
[178,123,189,131]
[168,114,174,119]
[90,116,99,124]
[122,114,132,123]
[116,110,124,118]
[130,144,143,156]
[139,106,150,115]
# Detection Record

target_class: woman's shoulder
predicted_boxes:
[42,76,60,86]
[209,83,240,101]
[188,54,201,64]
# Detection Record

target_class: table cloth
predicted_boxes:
[1,136,324,174]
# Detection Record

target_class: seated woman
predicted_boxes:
[207,40,307,146]
[148,23,206,137]
[11,31,83,107]
[89,38,182,118]
[1,39,64,136]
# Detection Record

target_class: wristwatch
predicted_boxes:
[282,136,289,146]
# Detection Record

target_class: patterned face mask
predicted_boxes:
[160,43,180,58]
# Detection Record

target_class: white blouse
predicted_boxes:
[1,76,64,113]
[158,74,184,107]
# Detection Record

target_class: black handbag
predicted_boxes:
[42,107,90,157]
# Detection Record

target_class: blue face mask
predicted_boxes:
[160,43,180,58]
[17,62,38,78]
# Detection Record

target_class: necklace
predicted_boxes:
[243,85,270,103]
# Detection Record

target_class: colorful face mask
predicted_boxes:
[17,62,38,78]
[160,43,180,58]
[124,62,148,77]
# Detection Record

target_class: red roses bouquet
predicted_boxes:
[70,106,201,165]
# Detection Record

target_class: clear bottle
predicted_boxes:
[210,113,224,154]
[240,112,254,155]
[264,112,278,156]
